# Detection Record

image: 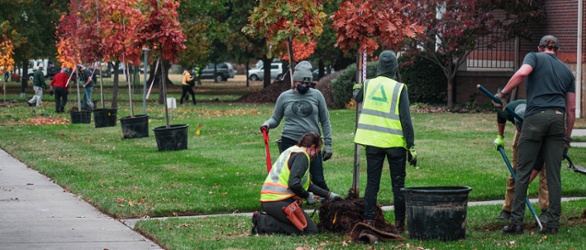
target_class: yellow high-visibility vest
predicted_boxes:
[354,77,406,148]
[260,146,310,202]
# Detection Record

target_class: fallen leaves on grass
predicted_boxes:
[16,116,70,126]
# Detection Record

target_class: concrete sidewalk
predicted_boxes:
[0,149,162,250]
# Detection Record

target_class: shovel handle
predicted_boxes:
[476,84,523,122]
[262,127,272,173]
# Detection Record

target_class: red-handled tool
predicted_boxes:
[262,127,272,173]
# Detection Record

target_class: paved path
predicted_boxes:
[0,149,162,250]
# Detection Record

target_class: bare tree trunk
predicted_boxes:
[20,59,28,96]
[111,61,120,109]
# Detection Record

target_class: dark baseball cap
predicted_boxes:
[539,35,559,48]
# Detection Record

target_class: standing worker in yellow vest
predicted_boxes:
[252,132,342,235]
[353,50,416,233]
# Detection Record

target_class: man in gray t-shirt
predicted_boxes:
[494,35,575,235]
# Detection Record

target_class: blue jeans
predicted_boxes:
[363,146,406,221]
[82,86,93,110]
[280,136,329,191]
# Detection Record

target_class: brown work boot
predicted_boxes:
[395,220,405,233]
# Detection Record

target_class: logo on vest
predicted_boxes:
[367,83,388,104]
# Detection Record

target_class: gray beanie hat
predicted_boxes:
[295,60,312,71]
[293,68,312,83]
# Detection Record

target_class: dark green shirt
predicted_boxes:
[497,99,526,124]
[523,52,575,117]
[33,69,45,88]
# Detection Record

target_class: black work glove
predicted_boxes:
[322,145,333,161]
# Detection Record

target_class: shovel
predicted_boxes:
[261,127,272,173]
[564,153,586,175]
[478,84,585,176]
[498,146,543,230]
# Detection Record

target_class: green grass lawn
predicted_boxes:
[1,79,585,249]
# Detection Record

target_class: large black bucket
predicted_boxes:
[70,111,91,124]
[402,186,472,241]
[153,124,189,151]
[120,114,149,139]
[93,108,117,128]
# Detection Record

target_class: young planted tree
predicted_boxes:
[0,36,15,102]
[405,0,546,108]
[243,0,327,88]
[331,0,422,197]
[404,0,497,109]
[55,3,84,109]
[99,0,144,111]
[135,0,186,128]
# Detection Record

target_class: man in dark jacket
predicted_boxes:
[80,65,95,111]
[27,65,47,107]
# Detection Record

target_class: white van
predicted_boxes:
[248,61,284,81]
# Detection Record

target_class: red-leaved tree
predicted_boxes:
[331,0,422,197]
[404,0,498,109]
[135,0,186,127]
[243,0,327,88]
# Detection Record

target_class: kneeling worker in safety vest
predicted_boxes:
[353,50,416,233]
[253,132,342,235]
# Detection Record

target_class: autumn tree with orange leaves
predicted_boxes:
[135,0,186,127]
[243,0,327,88]
[1,36,15,103]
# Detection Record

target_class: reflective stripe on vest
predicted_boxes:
[260,146,310,202]
[354,77,406,148]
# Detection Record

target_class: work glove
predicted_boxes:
[328,192,342,201]
[322,145,333,161]
[492,88,508,110]
[259,121,269,133]
[563,137,572,155]
[306,192,317,205]
[407,147,417,167]
[494,135,504,150]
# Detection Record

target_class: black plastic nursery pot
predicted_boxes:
[153,124,189,151]
[93,108,117,128]
[402,186,472,241]
[70,110,91,124]
[120,114,149,139]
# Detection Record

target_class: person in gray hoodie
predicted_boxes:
[260,64,333,192]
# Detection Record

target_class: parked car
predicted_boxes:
[312,68,336,81]
[248,62,284,81]
[200,62,235,82]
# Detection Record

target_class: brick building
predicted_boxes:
[456,0,584,118]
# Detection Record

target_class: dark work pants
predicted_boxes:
[261,199,318,235]
[280,136,329,191]
[179,85,196,104]
[54,87,68,112]
[363,146,406,221]
[512,110,565,228]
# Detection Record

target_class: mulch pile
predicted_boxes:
[317,197,398,235]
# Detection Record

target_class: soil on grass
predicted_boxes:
[317,197,398,235]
